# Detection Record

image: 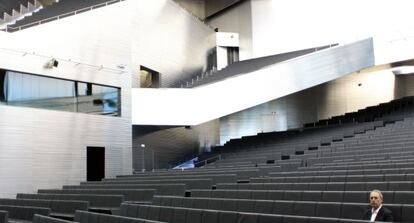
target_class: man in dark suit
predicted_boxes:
[362,190,393,222]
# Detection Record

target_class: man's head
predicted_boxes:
[369,190,383,210]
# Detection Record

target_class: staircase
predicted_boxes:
[0,0,56,30]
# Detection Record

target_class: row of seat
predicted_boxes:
[126,169,252,177]
[298,162,413,171]
[149,195,414,222]
[82,178,213,190]
[105,174,236,185]
[33,214,74,223]
[312,156,414,167]
[16,193,124,213]
[306,143,414,161]
[251,173,414,183]
[269,167,414,177]
[305,146,414,161]
[127,166,282,178]
[0,204,50,222]
[120,203,373,223]
[216,181,414,191]
[190,189,414,204]
[0,210,7,223]
[0,198,88,219]
[38,189,155,203]
[63,184,186,196]
[113,173,237,181]
[74,210,165,223]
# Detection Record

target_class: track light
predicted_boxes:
[45,58,59,69]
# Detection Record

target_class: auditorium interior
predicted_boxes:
[1,0,414,222]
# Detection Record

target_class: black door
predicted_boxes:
[87,146,105,181]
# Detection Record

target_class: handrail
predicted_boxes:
[6,0,125,32]
[193,154,222,167]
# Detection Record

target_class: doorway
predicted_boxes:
[140,66,160,88]
[86,146,105,181]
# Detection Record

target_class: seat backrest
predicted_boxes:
[185,208,202,223]
[282,215,309,223]
[340,203,367,220]
[284,191,302,201]
[394,191,414,204]
[382,204,400,222]
[0,210,7,223]
[256,213,283,223]
[253,200,274,214]
[342,191,367,203]
[272,200,294,215]
[401,204,414,223]
[0,205,50,221]
[322,191,344,202]
[293,201,316,216]
[191,197,209,209]
[218,211,239,223]
[302,191,322,201]
[248,190,267,200]
[33,214,73,223]
[316,202,341,218]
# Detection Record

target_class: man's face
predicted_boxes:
[370,191,383,210]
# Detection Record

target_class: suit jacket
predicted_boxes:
[362,206,394,222]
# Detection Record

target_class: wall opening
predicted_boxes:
[227,47,239,65]
[140,66,161,88]
[87,146,105,181]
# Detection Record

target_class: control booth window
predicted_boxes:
[0,69,120,116]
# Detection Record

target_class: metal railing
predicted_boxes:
[5,0,125,32]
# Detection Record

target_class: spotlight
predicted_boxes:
[45,58,59,69]
[52,59,59,67]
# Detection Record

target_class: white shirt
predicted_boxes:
[370,205,382,222]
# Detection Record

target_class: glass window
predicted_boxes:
[1,70,120,116]
[77,82,120,116]
[5,71,76,112]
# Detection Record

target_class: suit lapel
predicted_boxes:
[375,208,384,221]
